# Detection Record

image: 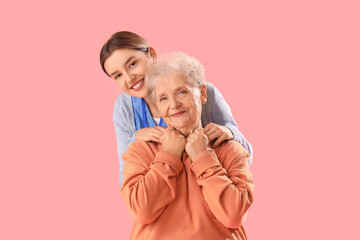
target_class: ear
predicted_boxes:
[200,84,207,105]
[148,47,157,59]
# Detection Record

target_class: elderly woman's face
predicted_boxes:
[155,72,206,136]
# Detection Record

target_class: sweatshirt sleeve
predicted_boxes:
[190,141,254,229]
[202,82,253,165]
[120,141,183,225]
[113,94,137,186]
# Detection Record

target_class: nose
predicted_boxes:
[123,71,135,85]
[169,97,181,109]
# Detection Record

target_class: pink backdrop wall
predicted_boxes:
[1,0,359,239]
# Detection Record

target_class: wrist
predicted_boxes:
[191,147,209,160]
[163,148,182,159]
[172,151,183,159]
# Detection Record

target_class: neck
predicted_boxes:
[179,121,202,137]
[143,96,160,118]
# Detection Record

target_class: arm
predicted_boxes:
[113,95,168,186]
[113,94,137,186]
[202,82,253,164]
[190,141,254,229]
[120,141,183,224]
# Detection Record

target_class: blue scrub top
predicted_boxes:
[131,97,167,130]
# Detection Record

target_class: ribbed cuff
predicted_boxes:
[154,151,183,175]
[191,150,221,178]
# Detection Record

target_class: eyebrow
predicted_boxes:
[174,86,189,92]
[157,86,189,99]
[157,93,166,99]
[110,56,136,77]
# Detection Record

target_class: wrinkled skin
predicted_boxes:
[155,72,211,160]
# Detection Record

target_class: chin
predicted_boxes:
[180,130,191,137]
[175,127,193,137]
[135,90,149,98]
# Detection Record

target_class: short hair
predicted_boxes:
[146,52,205,102]
[100,31,150,76]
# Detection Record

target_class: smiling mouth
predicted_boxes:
[171,111,185,117]
[131,79,144,91]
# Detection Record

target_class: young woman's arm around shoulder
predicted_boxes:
[202,82,253,164]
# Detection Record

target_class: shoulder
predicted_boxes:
[204,82,225,103]
[205,81,215,89]
[114,92,132,108]
[205,82,216,95]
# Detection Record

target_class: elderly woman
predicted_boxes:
[120,52,254,240]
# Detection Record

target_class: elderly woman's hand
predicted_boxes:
[185,129,211,161]
[136,126,166,143]
[161,126,186,158]
[204,123,234,148]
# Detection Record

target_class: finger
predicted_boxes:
[194,129,206,139]
[156,126,166,133]
[203,123,215,133]
[194,128,203,134]
[204,126,218,136]
[226,130,234,140]
[166,125,175,131]
[186,134,194,141]
[147,136,160,143]
[151,131,164,140]
[179,134,186,141]
[174,129,184,135]
[206,131,222,142]
[153,127,166,135]
[213,134,227,148]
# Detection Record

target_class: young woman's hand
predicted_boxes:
[161,126,186,158]
[203,123,234,148]
[136,126,166,143]
[185,129,211,161]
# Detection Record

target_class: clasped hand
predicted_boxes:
[136,123,234,160]
[161,126,211,161]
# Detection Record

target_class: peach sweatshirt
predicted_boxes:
[120,139,254,240]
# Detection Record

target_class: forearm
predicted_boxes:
[191,148,254,229]
[226,125,253,165]
[114,125,136,186]
[121,150,183,224]
[113,94,137,186]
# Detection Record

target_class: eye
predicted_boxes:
[159,97,167,102]
[114,73,122,80]
[129,61,137,68]
[178,90,187,95]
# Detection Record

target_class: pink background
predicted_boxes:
[1,0,359,239]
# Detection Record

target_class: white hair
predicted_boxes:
[146,52,206,102]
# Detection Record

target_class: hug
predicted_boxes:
[100,31,253,187]
[120,52,254,240]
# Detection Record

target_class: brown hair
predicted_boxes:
[100,31,150,76]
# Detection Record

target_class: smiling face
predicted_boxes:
[155,72,207,136]
[104,48,153,98]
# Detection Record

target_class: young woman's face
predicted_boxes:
[104,48,152,98]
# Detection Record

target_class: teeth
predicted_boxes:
[132,80,143,89]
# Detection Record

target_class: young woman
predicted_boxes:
[100,31,253,185]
